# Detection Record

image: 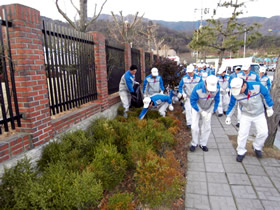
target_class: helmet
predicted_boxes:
[186,65,194,72]
[151,67,159,76]
[259,66,266,73]
[230,78,243,96]
[206,75,218,92]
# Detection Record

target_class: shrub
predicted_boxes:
[37,130,95,172]
[104,192,135,210]
[90,143,127,191]
[135,150,185,208]
[0,157,38,209]
[29,162,103,209]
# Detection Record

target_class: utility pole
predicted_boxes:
[243,30,247,58]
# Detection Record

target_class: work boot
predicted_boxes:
[218,114,223,117]
[199,145,209,152]
[236,123,240,128]
[189,145,196,152]
[236,154,245,162]
[186,125,191,129]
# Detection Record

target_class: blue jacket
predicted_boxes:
[260,75,271,91]
[178,73,202,97]
[190,81,220,113]
[142,74,164,95]
[217,74,230,95]
[139,94,172,119]
[119,70,135,93]
[237,71,260,82]
[195,69,206,76]
[226,82,273,117]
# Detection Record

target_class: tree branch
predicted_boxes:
[85,0,108,28]
[70,0,80,15]
[55,0,78,30]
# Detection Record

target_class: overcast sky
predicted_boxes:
[1,0,279,22]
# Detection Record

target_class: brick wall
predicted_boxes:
[0,3,153,164]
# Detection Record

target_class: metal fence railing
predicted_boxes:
[106,41,125,94]
[131,48,141,83]
[42,20,97,115]
[0,10,22,134]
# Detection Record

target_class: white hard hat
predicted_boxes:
[230,77,243,96]
[197,63,203,68]
[206,75,218,92]
[202,72,208,78]
[217,66,226,74]
[259,66,266,73]
[151,67,159,76]
[143,97,151,108]
[241,64,250,71]
[186,65,194,72]
[168,104,174,111]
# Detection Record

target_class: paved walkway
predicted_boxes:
[185,114,280,210]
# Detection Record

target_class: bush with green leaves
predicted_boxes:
[37,130,95,172]
[90,143,127,191]
[29,162,103,209]
[0,157,38,209]
[104,192,135,210]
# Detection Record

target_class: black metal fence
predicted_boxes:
[42,21,97,116]
[106,41,125,94]
[0,11,21,134]
[131,48,141,83]
[153,54,157,63]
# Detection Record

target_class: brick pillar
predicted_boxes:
[124,43,131,70]
[91,32,109,111]
[139,48,145,82]
[0,4,52,147]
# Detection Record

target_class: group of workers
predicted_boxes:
[119,63,274,162]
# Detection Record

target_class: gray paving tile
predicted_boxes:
[208,183,232,196]
[219,148,237,156]
[244,165,267,176]
[185,193,210,210]
[206,172,228,184]
[270,176,280,191]
[203,148,220,156]
[227,173,251,185]
[205,162,225,173]
[260,158,280,167]
[188,162,205,172]
[250,175,274,188]
[217,142,234,149]
[221,155,237,164]
[188,149,204,156]
[235,198,264,210]
[264,166,280,178]
[242,156,261,165]
[186,181,208,195]
[224,163,246,174]
[209,196,236,210]
[215,137,230,142]
[261,200,280,210]
[188,154,204,163]
[231,185,257,199]
[187,171,207,182]
[204,155,222,163]
[207,141,218,149]
[255,187,280,201]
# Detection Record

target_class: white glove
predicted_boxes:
[205,112,212,121]
[168,104,174,111]
[144,94,148,98]
[201,111,208,118]
[266,108,274,117]
[225,117,231,125]
[226,88,230,93]
[134,81,139,85]
[177,93,182,99]
[160,91,164,94]
[182,93,187,100]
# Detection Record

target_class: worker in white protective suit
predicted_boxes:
[190,75,220,152]
[139,93,174,119]
[119,65,138,118]
[225,77,274,162]
[216,66,230,117]
[142,67,164,97]
[259,67,271,91]
[178,65,202,129]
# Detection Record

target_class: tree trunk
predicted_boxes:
[79,0,87,32]
[265,55,280,147]
[218,51,224,71]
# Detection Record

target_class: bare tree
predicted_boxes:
[265,57,280,147]
[55,0,108,32]
[109,11,144,46]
